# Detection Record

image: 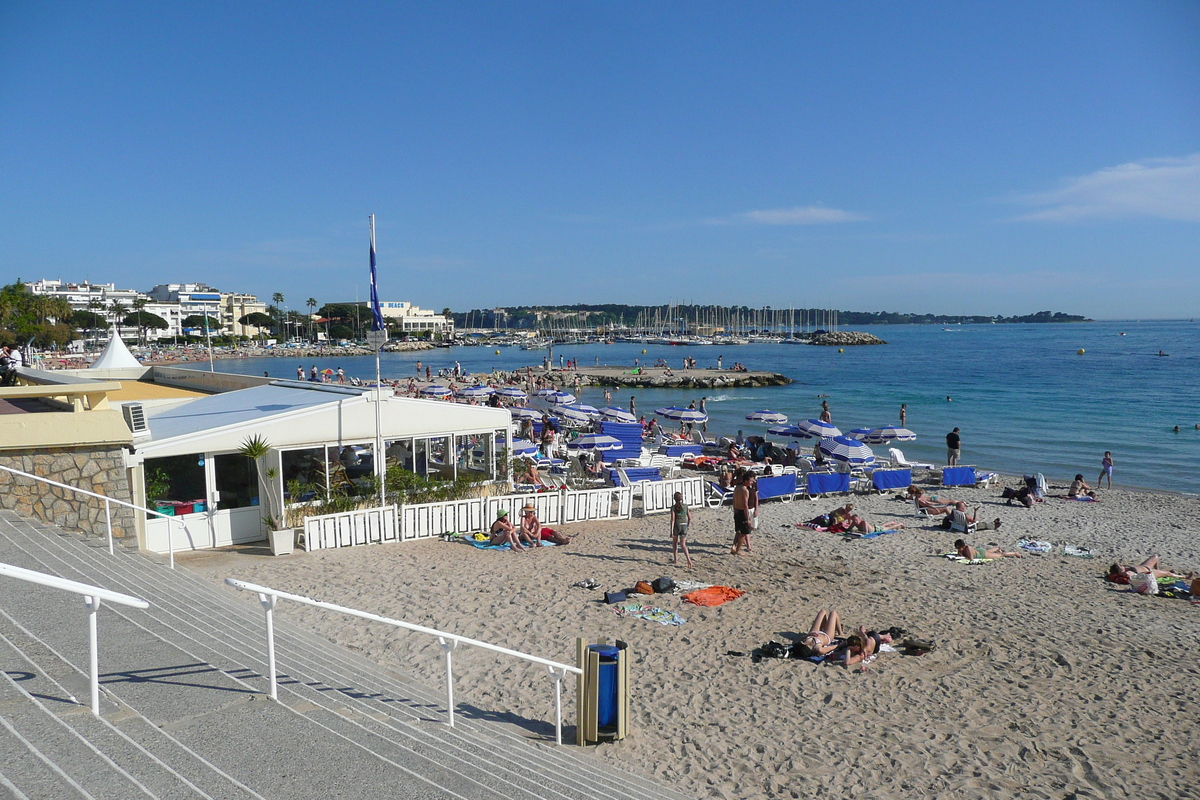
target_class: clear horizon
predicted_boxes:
[2,3,1198,319]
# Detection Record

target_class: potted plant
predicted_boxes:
[238,434,293,555]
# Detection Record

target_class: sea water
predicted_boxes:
[187,320,1200,494]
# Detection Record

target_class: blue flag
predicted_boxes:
[368,216,385,332]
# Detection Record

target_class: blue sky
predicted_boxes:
[2,2,1198,319]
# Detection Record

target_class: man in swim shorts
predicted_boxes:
[731,474,751,555]
[946,427,961,466]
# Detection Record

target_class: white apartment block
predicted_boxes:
[376,301,454,333]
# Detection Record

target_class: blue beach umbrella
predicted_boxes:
[567,434,622,451]
[767,424,809,438]
[746,410,788,424]
[510,439,540,456]
[551,404,598,426]
[535,388,560,397]
[419,384,452,398]
[795,419,841,439]
[846,428,876,440]
[494,387,527,400]
[818,436,875,465]
[544,391,577,405]
[862,426,917,444]
[510,407,541,421]
[455,385,494,399]
[599,406,637,423]
[655,406,708,423]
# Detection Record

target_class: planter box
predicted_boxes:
[268,527,296,556]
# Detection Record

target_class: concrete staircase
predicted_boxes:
[0,510,693,800]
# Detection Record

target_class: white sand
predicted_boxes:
[189,479,1200,799]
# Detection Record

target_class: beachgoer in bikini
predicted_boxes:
[830,626,895,669]
[1108,557,1191,581]
[792,609,844,659]
[909,487,953,515]
[489,509,523,551]
[954,539,1023,560]
[1069,474,1098,499]
[669,491,693,567]
[1098,451,1114,489]
[518,504,544,547]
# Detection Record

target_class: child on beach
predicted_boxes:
[1098,451,1114,489]
[669,492,693,567]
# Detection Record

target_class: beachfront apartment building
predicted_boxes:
[147,284,268,338]
[374,301,455,334]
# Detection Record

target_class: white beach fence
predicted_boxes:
[303,478,704,551]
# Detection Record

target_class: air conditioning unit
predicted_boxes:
[122,403,148,434]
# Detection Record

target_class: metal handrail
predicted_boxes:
[0,562,149,715]
[224,577,582,745]
[0,463,180,569]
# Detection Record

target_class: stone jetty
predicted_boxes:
[808,330,887,346]
[543,366,791,389]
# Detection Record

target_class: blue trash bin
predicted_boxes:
[589,645,620,728]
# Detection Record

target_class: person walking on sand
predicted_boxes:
[669,492,693,567]
[899,403,907,427]
[1099,451,1114,489]
[731,474,752,555]
[946,427,961,466]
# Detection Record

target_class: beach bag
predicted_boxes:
[633,581,655,595]
[652,576,675,594]
[604,590,627,604]
[939,515,953,529]
[1129,573,1158,595]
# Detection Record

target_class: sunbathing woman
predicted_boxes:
[830,504,906,534]
[792,609,844,659]
[829,626,897,668]
[488,509,524,551]
[909,487,954,515]
[954,539,1023,559]
[1108,556,1191,581]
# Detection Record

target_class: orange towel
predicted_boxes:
[682,586,745,606]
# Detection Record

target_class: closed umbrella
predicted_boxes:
[455,385,494,399]
[746,410,788,424]
[599,406,636,423]
[817,436,875,465]
[861,426,917,444]
[795,419,841,438]
[419,385,452,398]
[655,406,708,423]
[567,434,622,451]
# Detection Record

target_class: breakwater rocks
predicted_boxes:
[571,367,791,388]
[809,331,887,346]
[247,341,436,359]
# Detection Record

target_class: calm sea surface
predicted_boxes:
[185,320,1200,494]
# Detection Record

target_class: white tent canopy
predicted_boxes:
[90,334,143,370]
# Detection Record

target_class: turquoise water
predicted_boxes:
[192,320,1200,494]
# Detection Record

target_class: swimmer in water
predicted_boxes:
[1174,426,1181,433]
[946,396,952,402]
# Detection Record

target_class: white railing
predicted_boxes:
[0,562,149,715]
[641,477,707,514]
[224,578,582,745]
[0,463,181,569]
[304,486,634,551]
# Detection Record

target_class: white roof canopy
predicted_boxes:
[90,334,143,369]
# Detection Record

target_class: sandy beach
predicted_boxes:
[187,479,1200,799]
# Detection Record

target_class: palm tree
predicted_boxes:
[87,299,105,345]
[132,298,148,345]
[109,301,127,340]
[272,293,284,339]
[306,297,317,341]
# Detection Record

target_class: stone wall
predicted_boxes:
[0,446,134,538]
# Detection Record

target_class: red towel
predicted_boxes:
[682,586,746,606]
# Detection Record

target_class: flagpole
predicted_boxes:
[369,215,386,507]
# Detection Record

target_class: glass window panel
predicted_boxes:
[144,454,206,514]
[213,453,259,511]
[282,447,326,501]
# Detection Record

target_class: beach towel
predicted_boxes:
[938,552,994,565]
[682,586,746,606]
[671,580,712,595]
[1017,539,1053,553]
[846,528,902,540]
[1062,545,1094,558]
[612,602,685,626]
[468,540,558,551]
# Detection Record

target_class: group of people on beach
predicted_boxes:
[793,610,907,669]
[487,504,571,551]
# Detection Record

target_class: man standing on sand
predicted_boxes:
[899,403,907,427]
[416,360,422,377]
[297,365,304,380]
[732,474,752,555]
[946,427,961,466]
[630,396,636,417]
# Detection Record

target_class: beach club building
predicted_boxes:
[130,382,512,553]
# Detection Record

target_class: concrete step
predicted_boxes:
[0,511,693,800]
[0,709,87,800]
